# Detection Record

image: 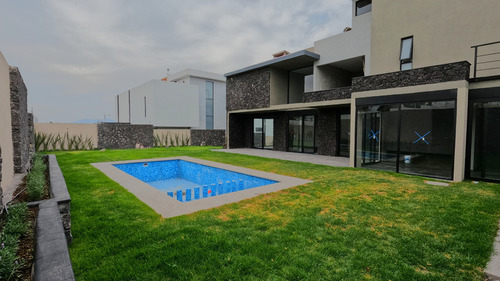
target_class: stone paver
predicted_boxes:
[213,148,350,167]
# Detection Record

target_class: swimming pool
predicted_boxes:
[113,160,277,202]
[92,156,312,218]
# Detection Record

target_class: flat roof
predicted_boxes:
[225,50,320,77]
[168,68,226,82]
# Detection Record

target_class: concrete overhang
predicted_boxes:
[225,50,320,77]
[228,98,351,114]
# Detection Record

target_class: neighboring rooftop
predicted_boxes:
[225,50,320,77]
[168,68,226,82]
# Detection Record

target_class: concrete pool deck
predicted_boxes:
[92,156,312,218]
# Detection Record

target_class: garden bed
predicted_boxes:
[0,154,74,281]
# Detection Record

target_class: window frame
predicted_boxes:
[205,81,214,129]
[400,36,414,70]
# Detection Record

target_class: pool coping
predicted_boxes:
[91,156,313,218]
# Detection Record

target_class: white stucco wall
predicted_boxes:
[153,81,199,128]
[187,76,226,130]
[116,80,199,127]
[116,69,226,129]
[0,51,14,189]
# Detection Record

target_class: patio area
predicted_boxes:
[213,148,350,167]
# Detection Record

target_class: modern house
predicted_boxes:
[116,69,226,130]
[225,0,500,182]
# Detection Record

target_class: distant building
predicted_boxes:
[225,0,500,182]
[115,69,226,130]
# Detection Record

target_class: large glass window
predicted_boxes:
[356,98,456,179]
[339,114,351,157]
[398,101,455,178]
[400,37,413,70]
[253,118,274,149]
[288,116,302,152]
[356,0,372,16]
[288,115,315,153]
[206,81,214,129]
[253,119,263,149]
[470,100,500,181]
[356,104,399,172]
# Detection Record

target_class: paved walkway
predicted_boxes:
[213,148,350,167]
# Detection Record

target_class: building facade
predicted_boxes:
[116,69,226,130]
[225,0,500,182]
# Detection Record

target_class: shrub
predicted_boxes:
[0,203,28,280]
[26,155,46,201]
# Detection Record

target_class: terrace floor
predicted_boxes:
[213,148,350,167]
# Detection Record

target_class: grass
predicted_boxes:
[50,146,500,280]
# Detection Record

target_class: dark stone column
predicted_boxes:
[316,109,338,156]
[273,112,288,152]
[28,113,35,157]
[10,66,31,173]
[228,114,246,148]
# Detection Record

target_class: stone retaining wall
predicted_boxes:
[31,154,74,280]
[97,123,153,149]
[10,66,32,173]
[190,129,226,146]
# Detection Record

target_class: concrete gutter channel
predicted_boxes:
[26,154,75,281]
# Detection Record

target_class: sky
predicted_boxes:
[0,0,352,123]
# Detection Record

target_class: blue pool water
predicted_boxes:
[114,160,277,202]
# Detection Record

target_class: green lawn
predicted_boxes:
[52,147,500,280]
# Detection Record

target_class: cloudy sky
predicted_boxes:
[0,0,352,123]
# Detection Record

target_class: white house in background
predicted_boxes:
[115,69,226,129]
[167,69,226,130]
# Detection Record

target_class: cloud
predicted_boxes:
[1,0,352,122]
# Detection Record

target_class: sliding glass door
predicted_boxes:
[356,94,456,179]
[288,115,316,153]
[253,118,274,149]
[469,100,500,181]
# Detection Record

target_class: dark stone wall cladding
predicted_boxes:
[10,66,32,173]
[352,61,470,92]
[228,114,253,148]
[303,86,353,103]
[226,68,271,111]
[273,112,288,152]
[316,109,338,156]
[97,123,153,149]
[190,130,226,146]
[27,113,35,156]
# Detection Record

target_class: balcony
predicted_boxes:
[471,41,500,81]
